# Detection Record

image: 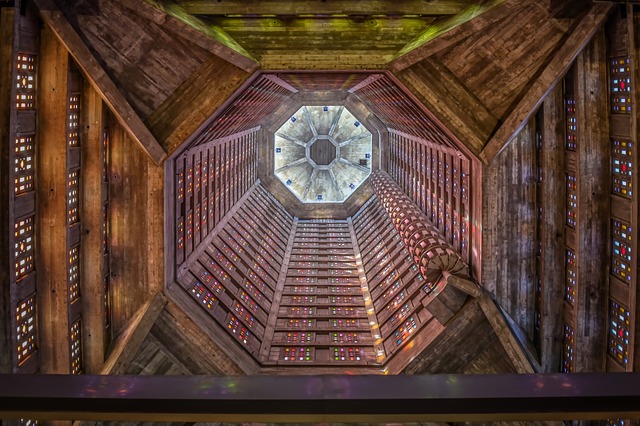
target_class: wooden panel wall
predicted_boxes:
[572,27,608,373]
[538,84,566,373]
[109,119,164,336]
[481,119,537,342]
[56,0,211,120]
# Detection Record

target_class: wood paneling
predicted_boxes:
[481,119,536,341]
[35,1,166,165]
[209,16,434,70]
[540,84,566,373]
[573,28,608,373]
[55,0,210,120]
[80,83,106,373]
[146,55,251,156]
[402,298,516,374]
[175,0,474,16]
[37,26,71,374]
[109,119,164,336]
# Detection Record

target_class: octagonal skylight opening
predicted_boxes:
[274,106,372,203]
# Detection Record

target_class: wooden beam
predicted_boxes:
[573,27,608,373]
[174,0,472,16]
[540,84,567,373]
[4,373,640,422]
[146,54,251,156]
[479,295,534,374]
[112,0,258,72]
[394,58,497,158]
[80,82,105,374]
[37,26,71,374]
[479,2,612,165]
[33,0,167,166]
[389,0,517,71]
[100,291,166,375]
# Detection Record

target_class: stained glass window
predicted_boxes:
[67,170,80,224]
[612,219,632,284]
[70,319,83,374]
[16,295,37,365]
[561,323,574,373]
[333,347,361,361]
[612,139,633,198]
[191,283,215,309]
[282,347,312,361]
[67,95,80,147]
[15,53,36,110]
[14,135,34,194]
[610,58,632,113]
[566,174,577,228]
[227,316,251,345]
[608,299,630,366]
[565,98,577,150]
[565,249,576,305]
[68,245,80,303]
[14,216,35,281]
[395,317,417,345]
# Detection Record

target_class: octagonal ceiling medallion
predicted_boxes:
[274,106,372,203]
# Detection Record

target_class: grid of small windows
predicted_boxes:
[333,347,362,361]
[284,332,312,343]
[14,216,35,281]
[565,249,577,305]
[565,97,577,150]
[227,316,251,345]
[67,170,80,224]
[70,319,83,374]
[611,220,632,284]
[394,317,417,346]
[608,300,630,366]
[16,295,37,365]
[67,95,80,147]
[191,283,216,309]
[14,135,35,194]
[610,58,632,113]
[561,323,575,373]
[281,347,312,361]
[612,139,633,198]
[15,53,36,109]
[332,332,359,343]
[566,174,577,228]
[68,245,80,303]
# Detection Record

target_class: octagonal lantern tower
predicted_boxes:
[274,106,373,203]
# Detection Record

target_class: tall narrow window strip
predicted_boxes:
[612,139,633,198]
[14,135,35,195]
[15,53,36,110]
[608,299,630,366]
[68,245,80,303]
[610,57,632,113]
[561,323,575,373]
[67,169,80,224]
[67,94,80,148]
[70,319,83,374]
[14,216,35,281]
[16,295,37,365]
[611,219,633,284]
